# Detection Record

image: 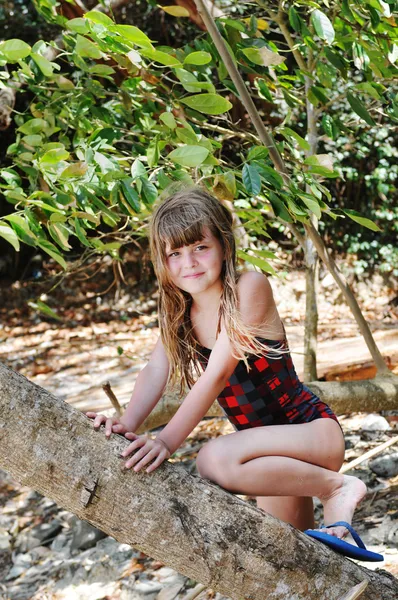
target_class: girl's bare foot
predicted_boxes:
[318,475,367,539]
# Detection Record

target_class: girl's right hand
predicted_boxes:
[86,412,134,438]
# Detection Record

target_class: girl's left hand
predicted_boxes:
[121,433,171,473]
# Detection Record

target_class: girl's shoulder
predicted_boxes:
[236,271,276,326]
[237,271,274,299]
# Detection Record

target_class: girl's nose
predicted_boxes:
[184,252,198,268]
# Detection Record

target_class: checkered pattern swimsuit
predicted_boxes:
[197,337,339,430]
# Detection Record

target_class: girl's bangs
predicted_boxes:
[159,216,209,252]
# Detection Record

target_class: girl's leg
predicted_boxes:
[256,496,315,531]
[196,419,366,538]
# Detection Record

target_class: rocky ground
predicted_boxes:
[0,259,397,600]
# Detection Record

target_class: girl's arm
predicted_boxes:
[87,336,169,436]
[125,272,276,471]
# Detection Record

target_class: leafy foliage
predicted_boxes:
[0,0,397,273]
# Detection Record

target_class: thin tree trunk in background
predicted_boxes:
[1,362,398,599]
[304,74,319,382]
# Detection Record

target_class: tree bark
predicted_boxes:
[193,0,392,377]
[139,377,398,432]
[1,362,397,600]
[303,69,319,382]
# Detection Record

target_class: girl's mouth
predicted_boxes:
[183,273,204,279]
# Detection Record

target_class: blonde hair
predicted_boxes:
[149,187,284,396]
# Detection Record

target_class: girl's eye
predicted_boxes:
[168,251,179,258]
[195,245,207,251]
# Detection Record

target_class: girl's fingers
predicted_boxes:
[105,418,115,437]
[127,448,157,471]
[121,437,147,457]
[86,412,97,418]
[125,432,139,440]
[146,454,166,473]
[93,415,106,429]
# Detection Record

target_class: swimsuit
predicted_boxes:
[197,336,340,431]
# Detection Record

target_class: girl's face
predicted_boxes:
[165,227,224,297]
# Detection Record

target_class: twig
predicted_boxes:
[338,580,368,600]
[181,583,207,600]
[340,434,398,474]
[102,381,123,416]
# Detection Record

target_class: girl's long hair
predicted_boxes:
[149,187,284,396]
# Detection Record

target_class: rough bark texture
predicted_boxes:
[139,377,398,432]
[1,362,397,600]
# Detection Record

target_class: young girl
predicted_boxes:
[87,188,366,537]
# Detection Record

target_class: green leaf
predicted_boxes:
[75,35,102,59]
[159,112,177,129]
[347,93,376,126]
[247,146,269,161]
[311,10,335,44]
[37,239,67,269]
[355,82,381,101]
[0,39,31,62]
[28,300,62,321]
[140,48,181,66]
[183,51,212,66]
[48,223,71,251]
[4,214,36,245]
[297,193,322,219]
[180,94,232,115]
[0,222,20,251]
[289,6,302,32]
[18,118,48,135]
[321,114,334,138]
[66,18,90,34]
[41,148,70,164]
[160,5,190,17]
[175,68,198,93]
[147,140,160,168]
[167,145,209,167]
[175,128,198,144]
[242,164,261,195]
[131,159,147,180]
[242,47,285,67]
[268,192,293,222]
[279,127,310,151]
[110,25,152,48]
[120,178,140,212]
[60,162,88,178]
[237,250,275,275]
[324,48,346,74]
[31,53,56,76]
[343,209,381,231]
[140,177,158,206]
[84,10,114,26]
[73,218,91,247]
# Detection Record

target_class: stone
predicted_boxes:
[69,517,108,551]
[369,452,398,478]
[15,518,63,552]
[360,414,391,432]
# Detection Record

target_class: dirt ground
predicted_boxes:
[0,261,397,599]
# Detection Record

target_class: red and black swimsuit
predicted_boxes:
[197,336,340,431]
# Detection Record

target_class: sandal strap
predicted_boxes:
[324,521,366,550]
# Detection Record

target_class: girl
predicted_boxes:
[87,188,366,536]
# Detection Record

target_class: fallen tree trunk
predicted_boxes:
[0,362,397,600]
[138,376,398,433]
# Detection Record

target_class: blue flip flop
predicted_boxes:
[304,521,384,562]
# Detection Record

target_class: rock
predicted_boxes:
[134,579,163,596]
[360,414,391,432]
[321,273,335,289]
[369,452,398,478]
[345,435,361,450]
[15,519,63,552]
[70,517,108,551]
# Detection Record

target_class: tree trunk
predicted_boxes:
[303,72,319,382]
[140,377,398,432]
[0,362,397,600]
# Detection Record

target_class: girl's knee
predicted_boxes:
[196,441,234,486]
